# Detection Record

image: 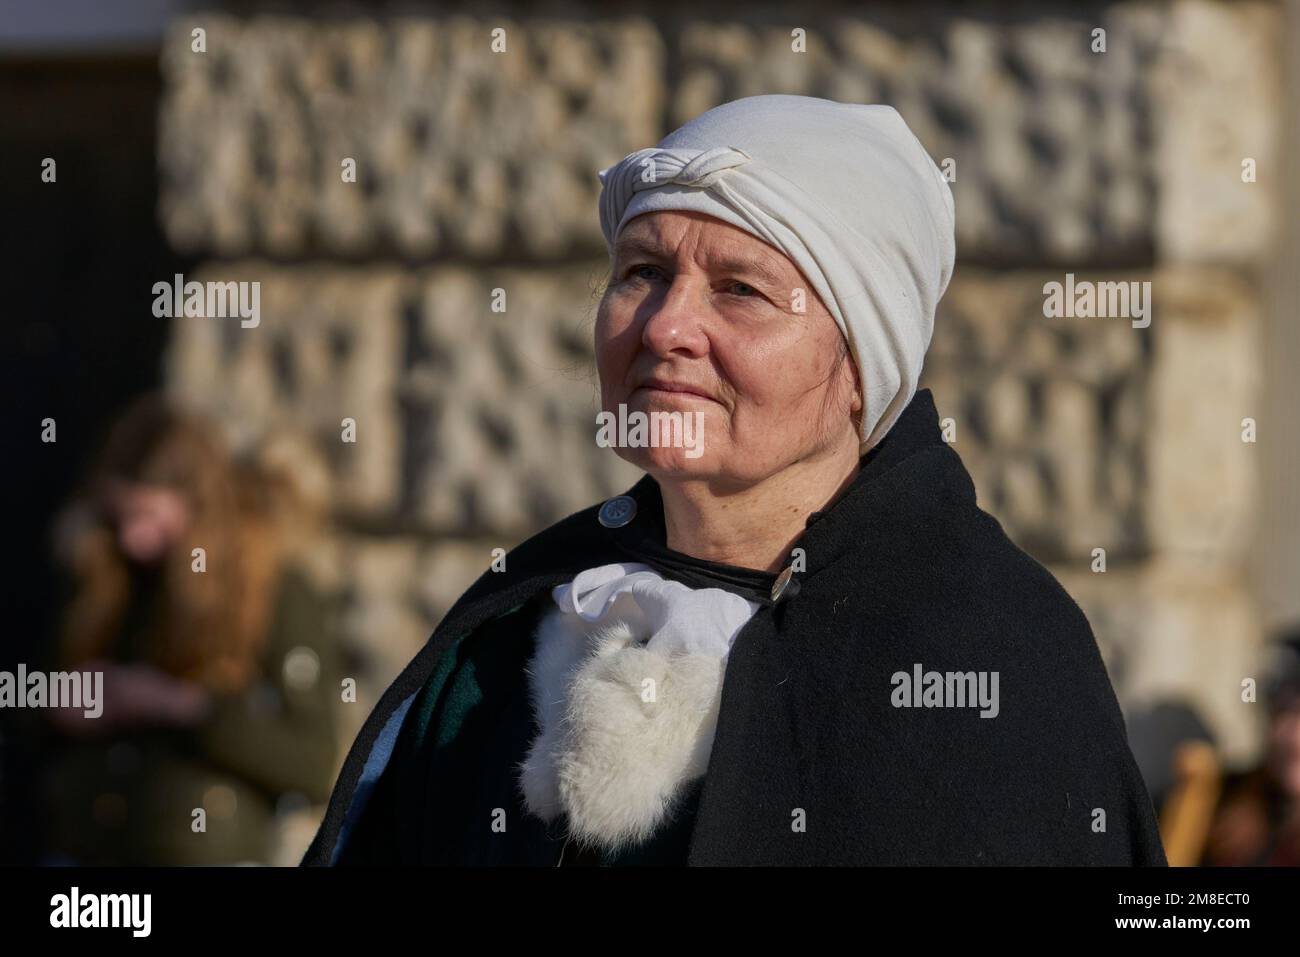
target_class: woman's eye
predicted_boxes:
[728,281,758,297]
[627,265,662,282]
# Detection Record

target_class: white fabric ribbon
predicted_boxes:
[551,561,759,659]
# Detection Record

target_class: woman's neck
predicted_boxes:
[657,448,862,574]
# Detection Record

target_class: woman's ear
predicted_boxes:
[842,357,864,436]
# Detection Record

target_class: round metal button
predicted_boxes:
[598,495,637,528]
[771,565,795,602]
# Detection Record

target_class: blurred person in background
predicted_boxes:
[1202,628,1300,866]
[37,394,342,865]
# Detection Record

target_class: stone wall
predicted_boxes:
[157,1,1289,767]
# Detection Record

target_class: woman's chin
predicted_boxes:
[615,444,717,479]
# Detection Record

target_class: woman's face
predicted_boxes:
[104,480,192,565]
[595,210,861,487]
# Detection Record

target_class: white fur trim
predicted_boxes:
[519,605,727,852]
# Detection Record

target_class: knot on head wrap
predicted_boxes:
[599,146,753,225]
[596,95,956,454]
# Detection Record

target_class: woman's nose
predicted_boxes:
[640,275,709,357]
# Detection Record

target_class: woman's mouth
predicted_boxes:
[632,380,718,403]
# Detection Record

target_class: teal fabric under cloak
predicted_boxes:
[335,594,702,866]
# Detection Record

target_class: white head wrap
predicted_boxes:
[597,94,956,453]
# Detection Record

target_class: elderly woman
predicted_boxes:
[306,95,1166,866]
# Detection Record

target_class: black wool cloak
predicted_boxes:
[304,389,1167,866]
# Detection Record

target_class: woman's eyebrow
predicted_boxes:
[611,239,788,287]
[612,237,668,264]
[711,256,787,287]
